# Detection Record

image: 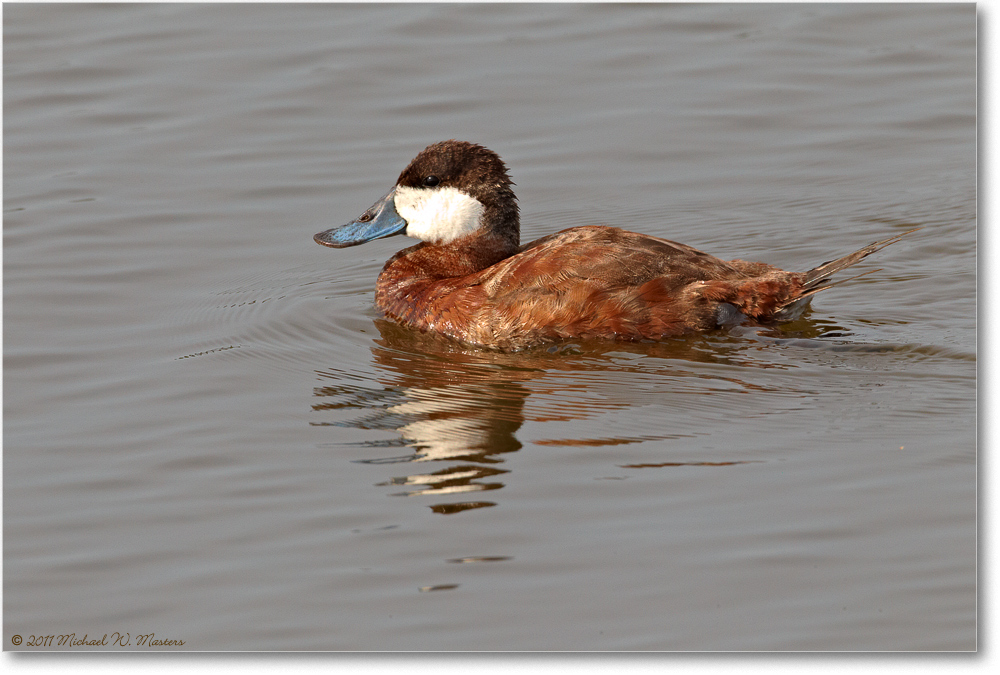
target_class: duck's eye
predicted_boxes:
[423,175,440,187]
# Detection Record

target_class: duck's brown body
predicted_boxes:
[375,224,900,351]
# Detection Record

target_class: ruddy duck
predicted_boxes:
[314,140,916,351]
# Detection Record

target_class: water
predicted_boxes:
[3,3,975,651]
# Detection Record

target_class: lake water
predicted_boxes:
[3,3,976,651]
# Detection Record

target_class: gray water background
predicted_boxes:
[3,3,976,650]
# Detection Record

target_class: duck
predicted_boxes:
[314,140,916,352]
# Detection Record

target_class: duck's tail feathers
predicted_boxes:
[798,268,882,300]
[801,227,920,291]
[771,228,918,319]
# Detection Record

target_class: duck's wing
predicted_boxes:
[482,225,744,296]
[456,226,754,346]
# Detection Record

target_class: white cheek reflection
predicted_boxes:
[389,391,491,462]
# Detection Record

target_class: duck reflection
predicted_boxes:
[312,312,850,514]
[313,321,536,513]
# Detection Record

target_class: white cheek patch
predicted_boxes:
[394,185,485,244]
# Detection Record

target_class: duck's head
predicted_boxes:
[314,140,520,250]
